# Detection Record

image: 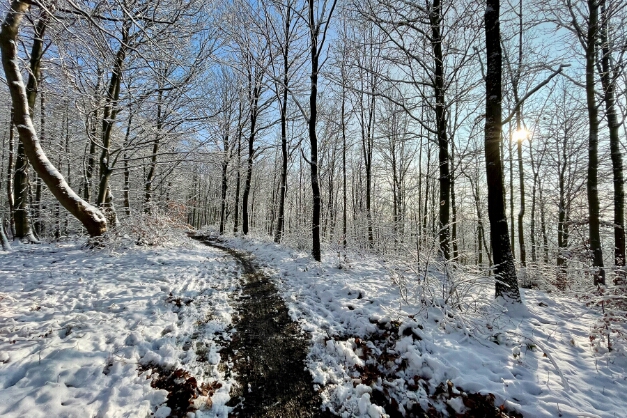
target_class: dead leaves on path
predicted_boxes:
[139,363,222,417]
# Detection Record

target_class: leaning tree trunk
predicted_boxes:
[586,0,605,285]
[485,0,521,302]
[0,1,106,237]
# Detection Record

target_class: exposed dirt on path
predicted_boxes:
[194,236,331,417]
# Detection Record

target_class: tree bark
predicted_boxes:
[242,73,261,236]
[600,0,625,281]
[97,20,130,227]
[0,218,10,251]
[145,88,163,214]
[429,0,450,260]
[342,79,348,249]
[308,1,321,261]
[517,132,526,266]
[6,108,15,237]
[586,0,605,285]
[233,105,242,234]
[33,88,46,237]
[450,145,458,260]
[360,89,375,249]
[0,1,106,237]
[84,68,102,203]
[485,0,521,301]
[514,0,526,267]
[12,10,48,242]
[274,4,292,244]
[219,133,229,235]
[557,141,568,289]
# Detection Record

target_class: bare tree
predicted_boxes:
[305,0,338,261]
[0,1,107,237]
[485,0,521,302]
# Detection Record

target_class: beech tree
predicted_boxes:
[485,0,521,302]
[0,1,107,237]
[305,0,337,261]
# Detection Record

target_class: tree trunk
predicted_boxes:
[517,133,526,266]
[307,0,324,261]
[274,6,292,244]
[342,82,347,249]
[84,68,102,203]
[219,134,229,235]
[145,88,163,215]
[557,153,568,289]
[12,10,48,242]
[33,88,46,237]
[600,0,625,282]
[123,113,133,217]
[508,131,515,259]
[97,21,130,227]
[485,0,521,301]
[538,181,550,263]
[233,106,242,234]
[514,0,526,266]
[13,141,32,241]
[429,0,450,260]
[530,171,538,263]
[451,149,459,261]
[6,108,15,237]
[242,79,261,236]
[0,218,10,251]
[0,1,107,237]
[586,0,605,285]
[422,143,431,247]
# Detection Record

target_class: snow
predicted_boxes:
[221,235,627,418]
[0,239,240,417]
[1,233,626,417]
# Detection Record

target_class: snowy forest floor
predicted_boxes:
[0,232,626,418]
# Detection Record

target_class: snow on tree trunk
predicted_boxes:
[0,1,107,237]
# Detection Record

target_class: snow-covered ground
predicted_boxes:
[223,235,627,418]
[1,233,626,418]
[0,238,239,418]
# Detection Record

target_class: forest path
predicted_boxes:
[194,236,330,417]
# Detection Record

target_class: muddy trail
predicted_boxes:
[194,236,331,417]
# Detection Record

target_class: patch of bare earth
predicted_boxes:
[332,320,523,418]
[197,236,331,417]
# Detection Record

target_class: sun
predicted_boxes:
[512,128,530,142]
